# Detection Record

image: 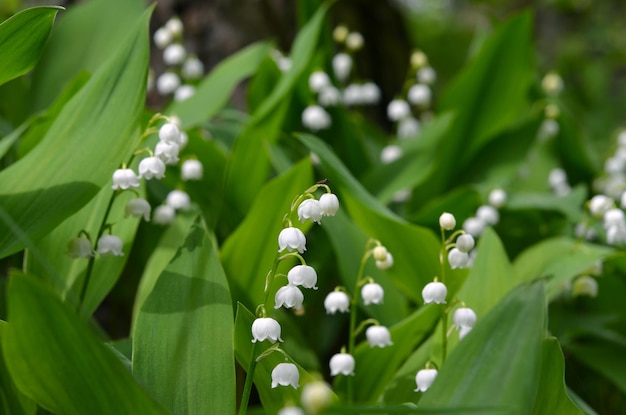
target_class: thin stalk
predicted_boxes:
[439,227,448,364]
[238,342,259,415]
[347,249,370,403]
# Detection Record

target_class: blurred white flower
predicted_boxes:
[97,235,124,257]
[302,105,331,131]
[181,159,203,181]
[156,72,181,95]
[125,198,151,221]
[166,190,191,211]
[153,205,176,225]
[163,43,186,66]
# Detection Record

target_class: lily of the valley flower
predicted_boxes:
[414,368,438,392]
[448,248,469,269]
[278,407,304,415]
[278,227,307,253]
[274,284,304,310]
[365,325,393,348]
[324,291,350,314]
[125,198,151,222]
[153,205,176,225]
[375,252,394,270]
[453,307,477,330]
[271,363,299,389]
[329,353,355,376]
[422,281,447,304]
[166,190,191,211]
[155,141,180,165]
[302,105,331,131]
[181,159,203,181]
[138,156,166,180]
[298,199,323,224]
[251,317,283,344]
[361,282,384,305]
[159,122,182,144]
[439,212,456,230]
[301,381,334,414]
[488,188,507,208]
[456,234,475,253]
[287,265,318,290]
[111,168,140,190]
[97,235,124,257]
[67,236,93,258]
[319,193,339,216]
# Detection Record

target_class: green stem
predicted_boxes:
[238,342,258,415]
[347,248,370,403]
[440,305,447,364]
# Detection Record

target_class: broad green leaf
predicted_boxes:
[0,6,62,87]
[167,41,272,129]
[133,218,235,415]
[0,6,150,258]
[30,0,145,111]
[224,3,329,218]
[0,321,36,415]
[506,185,587,223]
[221,159,313,309]
[2,274,168,414]
[418,281,546,414]
[567,339,626,396]
[531,338,584,415]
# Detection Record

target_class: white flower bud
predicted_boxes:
[251,317,283,343]
[439,212,456,230]
[345,32,364,51]
[274,284,304,310]
[361,282,384,305]
[125,198,151,221]
[463,217,486,237]
[333,25,349,43]
[410,50,428,69]
[381,145,402,164]
[453,307,477,330]
[376,252,394,270]
[97,235,124,257]
[332,53,353,82]
[301,381,333,414]
[278,407,304,415]
[309,71,331,93]
[589,194,613,217]
[360,82,381,105]
[415,368,437,392]
[298,199,323,224]
[572,275,598,298]
[181,56,204,79]
[166,190,190,211]
[476,205,499,225]
[488,188,507,208]
[278,227,307,253]
[287,265,318,290]
[153,27,172,49]
[422,281,447,304]
[319,193,339,216]
[324,291,350,314]
[448,248,469,269]
[372,246,388,262]
[165,17,183,37]
[407,84,431,107]
[271,363,299,389]
[174,85,195,102]
[181,159,203,181]
[456,234,475,253]
[387,99,410,121]
[607,223,626,246]
[111,168,140,190]
[302,105,331,131]
[318,86,342,107]
[417,66,437,84]
[159,123,182,144]
[548,168,568,188]
[329,353,355,376]
[538,119,560,141]
[155,141,180,165]
[67,236,93,258]
[397,117,420,139]
[366,325,393,348]
[163,43,186,66]
[153,205,176,225]
[156,72,181,95]
[604,208,625,229]
[541,72,563,95]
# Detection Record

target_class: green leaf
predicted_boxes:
[418,281,546,414]
[167,41,272,129]
[0,321,36,415]
[2,274,168,414]
[133,217,235,415]
[567,338,626,396]
[506,185,587,223]
[221,159,313,309]
[0,6,63,87]
[0,5,150,258]
[531,338,584,415]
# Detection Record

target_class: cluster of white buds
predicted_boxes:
[297,192,340,225]
[548,167,571,196]
[438,212,474,270]
[152,16,203,100]
[536,72,563,142]
[461,189,506,239]
[593,130,626,198]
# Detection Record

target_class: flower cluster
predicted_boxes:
[462,189,506,240]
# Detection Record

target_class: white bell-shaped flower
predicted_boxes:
[448,248,469,269]
[453,307,477,330]
[165,17,183,37]
[375,252,394,270]
[97,235,124,257]
[111,168,140,190]
[603,208,625,229]
[278,407,304,415]
[414,368,437,392]
[324,291,350,314]
[387,99,410,121]
[251,317,283,343]
[318,86,341,107]
[156,72,181,95]
[158,122,181,144]
[365,325,393,348]
[309,71,331,92]
[463,217,486,237]
[488,188,507,208]
[332,53,352,82]
[572,275,598,298]
[397,117,420,139]
[302,105,331,131]
[360,82,381,105]
[155,141,180,165]
[67,236,93,258]
[422,281,447,304]
[329,353,355,376]
[181,159,203,181]
[381,145,402,164]
[174,85,195,102]
[287,265,318,290]
[125,198,151,221]
[278,227,306,253]
[361,282,384,305]
[589,194,613,217]
[439,212,456,230]
[476,205,499,225]
[138,157,166,180]
[607,223,626,246]
[166,190,191,211]
[456,234,475,253]
[417,66,437,84]
[271,363,299,389]
[163,43,186,66]
[407,84,431,107]
[301,381,333,414]
[182,56,204,79]
[319,193,339,216]
[274,284,304,310]
[153,27,172,49]
[153,205,176,225]
[298,199,323,224]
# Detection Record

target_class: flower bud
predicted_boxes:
[455,234,475,253]
[182,56,204,79]
[333,25,349,43]
[153,205,176,225]
[181,159,203,181]
[324,291,349,314]
[309,71,331,93]
[365,325,393,348]
[329,353,355,376]
[346,32,364,51]
[251,317,283,343]
[166,190,191,211]
[448,248,469,269]
[271,363,299,389]
[589,194,613,217]
[488,189,507,208]
[361,282,384,305]
[453,307,477,330]
[417,66,436,84]
[156,72,181,95]
[163,43,186,66]
[381,145,402,164]
[415,368,437,392]
[372,246,388,262]
[301,381,334,414]
[153,27,172,49]
[463,217,486,237]
[387,99,410,121]
[174,85,195,102]
[302,105,331,131]
[422,281,447,304]
[332,53,353,82]
[439,212,456,230]
[476,205,499,225]
[375,252,394,270]
[407,84,431,107]
[67,236,93,258]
